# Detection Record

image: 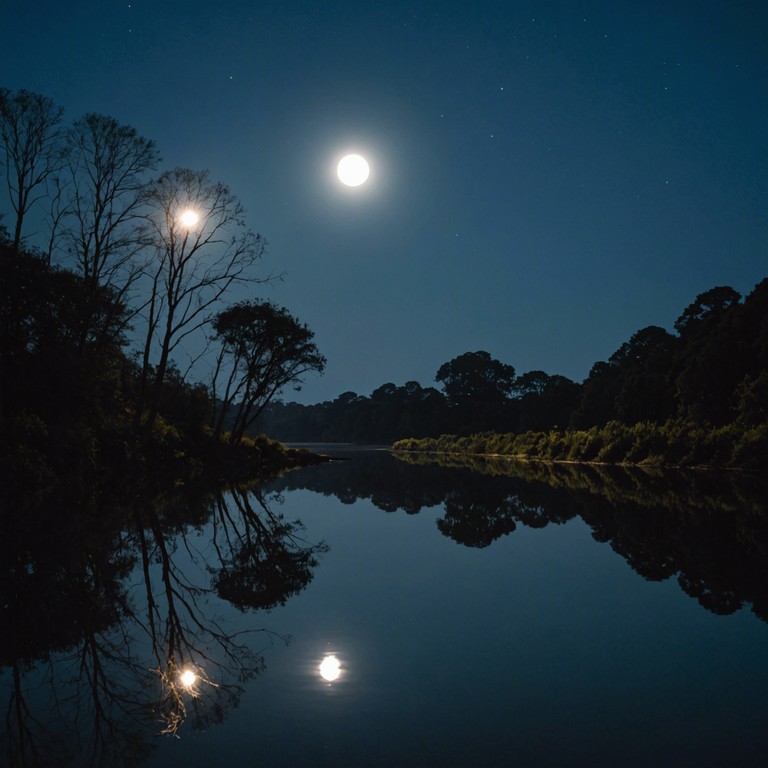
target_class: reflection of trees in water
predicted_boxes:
[0,481,325,767]
[266,451,451,515]
[5,452,763,763]
[133,495,260,740]
[437,490,517,547]
[271,451,768,622]
[421,456,768,622]
[1,481,142,766]
[212,489,327,611]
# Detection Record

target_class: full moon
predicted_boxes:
[179,209,199,228]
[337,154,370,187]
[318,654,342,682]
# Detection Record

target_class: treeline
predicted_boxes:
[260,383,452,443]
[0,88,325,487]
[259,353,581,442]
[393,419,768,472]
[259,280,768,452]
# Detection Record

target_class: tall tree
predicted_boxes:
[513,371,581,431]
[435,351,517,434]
[211,300,325,443]
[64,113,160,292]
[733,279,768,426]
[608,326,677,424]
[571,326,676,427]
[435,351,516,405]
[673,286,744,423]
[673,286,741,339]
[570,360,618,428]
[0,89,65,253]
[137,168,267,427]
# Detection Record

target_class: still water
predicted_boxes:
[2,447,767,767]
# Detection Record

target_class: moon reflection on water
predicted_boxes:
[318,654,342,682]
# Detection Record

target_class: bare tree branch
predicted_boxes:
[0,88,65,253]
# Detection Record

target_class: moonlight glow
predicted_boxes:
[179,669,197,688]
[337,154,370,186]
[179,209,199,228]
[318,654,342,682]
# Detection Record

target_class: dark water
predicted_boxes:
[2,447,767,767]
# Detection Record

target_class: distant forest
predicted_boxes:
[258,280,768,451]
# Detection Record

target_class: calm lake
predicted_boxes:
[2,446,767,767]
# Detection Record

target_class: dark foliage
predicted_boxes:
[574,281,768,429]
[259,279,768,455]
[266,451,768,621]
[212,300,325,443]
[0,239,323,499]
[0,459,326,764]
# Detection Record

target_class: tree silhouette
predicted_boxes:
[573,326,677,427]
[212,300,325,443]
[212,488,328,610]
[0,89,65,253]
[437,488,519,547]
[673,285,741,338]
[435,350,516,405]
[136,167,267,428]
[63,113,159,300]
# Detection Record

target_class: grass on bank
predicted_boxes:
[392,419,768,472]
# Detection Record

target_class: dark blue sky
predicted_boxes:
[2,1,766,402]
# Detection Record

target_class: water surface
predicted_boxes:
[2,447,766,767]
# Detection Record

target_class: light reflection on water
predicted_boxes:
[318,653,343,682]
[2,448,768,767]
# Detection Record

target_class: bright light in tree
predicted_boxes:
[319,654,342,682]
[179,669,197,688]
[179,209,199,228]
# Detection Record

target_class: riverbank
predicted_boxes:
[392,419,768,473]
[2,413,330,510]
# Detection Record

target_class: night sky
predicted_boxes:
[2,1,766,403]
